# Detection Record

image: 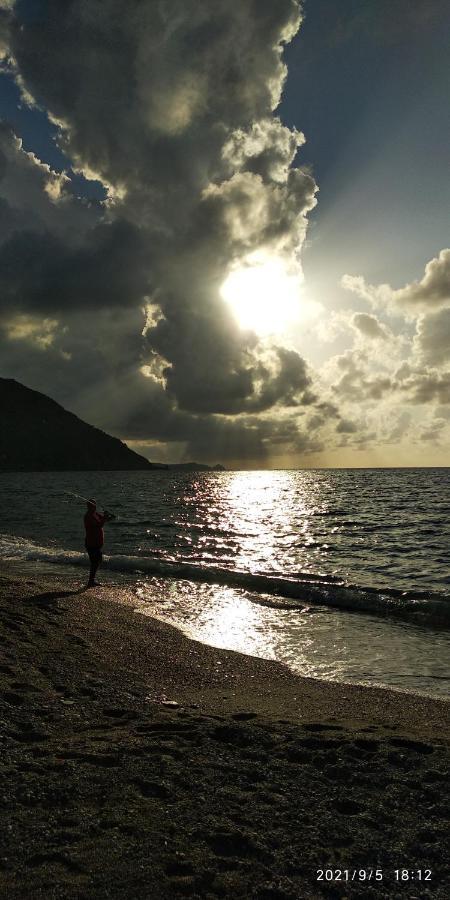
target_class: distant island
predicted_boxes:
[0,379,225,473]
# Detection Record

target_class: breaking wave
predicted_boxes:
[2,533,449,628]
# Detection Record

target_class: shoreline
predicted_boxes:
[5,557,449,701]
[1,565,449,898]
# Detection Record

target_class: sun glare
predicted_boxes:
[220,258,302,336]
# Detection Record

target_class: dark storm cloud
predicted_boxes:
[150,318,311,415]
[0,218,150,314]
[0,123,97,242]
[1,0,326,460]
[71,367,322,464]
[0,304,149,405]
[9,0,302,192]
[0,2,12,57]
[0,125,143,317]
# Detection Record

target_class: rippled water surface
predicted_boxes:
[135,578,450,698]
[1,468,449,697]
[1,468,449,592]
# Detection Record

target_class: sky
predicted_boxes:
[0,0,449,469]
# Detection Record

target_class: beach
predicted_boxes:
[1,564,449,899]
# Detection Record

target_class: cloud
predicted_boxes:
[351,312,389,340]
[9,0,302,194]
[399,370,450,406]
[383,410,412,444]
[336,418,358,434]
[0,0,321,433]
[0,4,11,59]
[418,417,448,444]
[0,218,150,315]
[8,1,445,464]
[329,350,392,402]
[414,307,450,368]
[0,124,97,243]
[1,313,61,349]
[394,249,450,310]
[342,248,450,313]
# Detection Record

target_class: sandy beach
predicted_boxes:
[1,564,449,899]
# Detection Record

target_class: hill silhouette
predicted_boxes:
[0,379,156,471]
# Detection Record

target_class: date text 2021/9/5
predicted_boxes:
[316,869,432,882]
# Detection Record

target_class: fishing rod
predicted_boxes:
[63,492,115,517]
[64,491,92,504]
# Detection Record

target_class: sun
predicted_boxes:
[220,257,302,336]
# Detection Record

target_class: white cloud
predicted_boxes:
[342,248,450,313]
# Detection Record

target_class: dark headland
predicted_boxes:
[0,379,224,472]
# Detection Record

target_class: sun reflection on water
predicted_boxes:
[135,576,450,698]
[220,470,317,574]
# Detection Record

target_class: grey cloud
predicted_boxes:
[69,366,322,463]
[0,0,326,460]
[419,418,447,444]
[336,419,358,434]
[222,118,305,183]
[316,401,340,417]
[0,219,149,314]
[399,371,450,405]
[0,4,11,58]
[149,306,311,414]
[342,249,450,314]
[0,125,141,318]
[330,344,450,409]
[0,124,98,243]
[0,304,148,403]
[9,0,302,194]
[332,351,392,402]
[394,249,450,310]
[386,411,411,443]
[352,312,388,340]
[414,308,450,368]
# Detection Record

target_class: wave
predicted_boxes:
[2,532,449,628]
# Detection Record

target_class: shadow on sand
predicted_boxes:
[23,588,87,609]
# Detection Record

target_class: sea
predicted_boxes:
[1,468,449,699]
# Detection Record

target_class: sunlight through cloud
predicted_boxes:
[220,257,303,336]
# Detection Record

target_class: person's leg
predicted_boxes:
[87,549,102,585]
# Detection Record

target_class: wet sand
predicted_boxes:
[1,564,449,899]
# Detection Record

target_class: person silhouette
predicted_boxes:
[84,499,115,587]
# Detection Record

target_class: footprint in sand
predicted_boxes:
[28,852,84,874]
[302,722,344,732]
[133,777,172,799]
[331,798,366,816]
[353,738,380,753]
[206,828,262,860]
[388,737,434,754]
[102,707,139,720]
[3,691,26,707]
